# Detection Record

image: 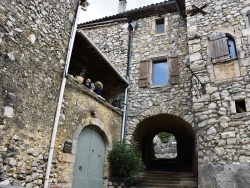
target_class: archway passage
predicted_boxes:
[72,126,105,188]
[134,114,195,172]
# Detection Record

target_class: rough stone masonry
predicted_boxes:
[81,0,250,187]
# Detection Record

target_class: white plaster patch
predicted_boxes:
[27,34,36,44]
[189,52,202,62]
[0,179,10,186]
[4,106,14,118]
[7,52,15,61]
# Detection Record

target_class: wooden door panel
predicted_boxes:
[72,127,105,188]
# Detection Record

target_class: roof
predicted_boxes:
[69,30,128,89]
[78,0,185,27]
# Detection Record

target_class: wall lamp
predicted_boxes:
[80,0,90,11]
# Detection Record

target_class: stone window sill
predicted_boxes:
[214,57,238,64]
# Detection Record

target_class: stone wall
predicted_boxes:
[83,12,193,140]
[125,13,192,141]
[0,0,77,186]
[0,0,123,187]
[52,79,123,187]
[82,0,250,186]
[185,0,250,187]
[83,22,129,78]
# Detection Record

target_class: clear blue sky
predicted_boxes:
[79,0,164,23]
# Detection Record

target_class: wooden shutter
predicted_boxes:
[209,32,230,63]
[139,61,149,87]
[169,56,179,85]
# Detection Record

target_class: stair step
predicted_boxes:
[139,181,197,186]
[137,180,197,184]
[133,170,197,188]
[131,186,197,188]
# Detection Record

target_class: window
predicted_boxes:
[227,36,237,59]
[153,60,168,85]
[209,32,237,63]
[138,56,179,87]
[235,100,246,113]
[156,18,165,34]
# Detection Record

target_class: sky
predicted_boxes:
[79,0,165,23]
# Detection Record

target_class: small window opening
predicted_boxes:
[153,60,168,86]
[235,99,246,113]
[227,35,237,59]
[152,132,177,159]
[156,18,165,34]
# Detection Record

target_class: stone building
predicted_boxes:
[79,0,250,187]
[1,0,250,188]
[0,0,127,187]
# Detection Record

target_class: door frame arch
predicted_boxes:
[72,118,112,187]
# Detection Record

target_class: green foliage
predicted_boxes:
[108,141,144,182]
[158,132,172,143]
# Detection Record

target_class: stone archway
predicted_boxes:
[133,113,195,172]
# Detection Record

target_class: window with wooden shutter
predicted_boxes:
[169,56,179,85]
[209,32,231,63]
[139,61,149,87]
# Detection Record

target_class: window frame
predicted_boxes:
[138,56,179,88]
[155,18,165,34]
[152,59,169,86]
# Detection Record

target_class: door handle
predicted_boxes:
[79,166,83,171]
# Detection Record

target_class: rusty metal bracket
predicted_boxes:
[186,65,206,94]
[190,4,208,16]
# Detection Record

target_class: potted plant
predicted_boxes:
[108,141,144,187]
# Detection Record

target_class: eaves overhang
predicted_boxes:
[69,30,129,88]
[78,0,185,28]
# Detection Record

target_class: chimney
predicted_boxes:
[118,0,127,13]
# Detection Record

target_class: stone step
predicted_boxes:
[139,172,195,178]
[131,186,197,188]
[133,170,197,188]
[138,179,196,185]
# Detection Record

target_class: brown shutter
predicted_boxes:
[139,61,149,87]
[169,56,179,85]
[209,32,230,63]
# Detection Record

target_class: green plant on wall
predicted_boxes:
[158,132,172,143]
[108,141,144,183]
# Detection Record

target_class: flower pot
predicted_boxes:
[75,76,84,84]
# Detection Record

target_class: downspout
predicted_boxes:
[174,0,186,21]
[43,1,83,187]
[121,84,129,140]
[121,21,138,141]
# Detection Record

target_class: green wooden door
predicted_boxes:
[72,127,105,188]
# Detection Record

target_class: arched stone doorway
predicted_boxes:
[134,114,195,173]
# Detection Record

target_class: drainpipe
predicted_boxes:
[43,1,85,187]
[174,0,186,21]
[121,21,138,141]
[121,84,129,140]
